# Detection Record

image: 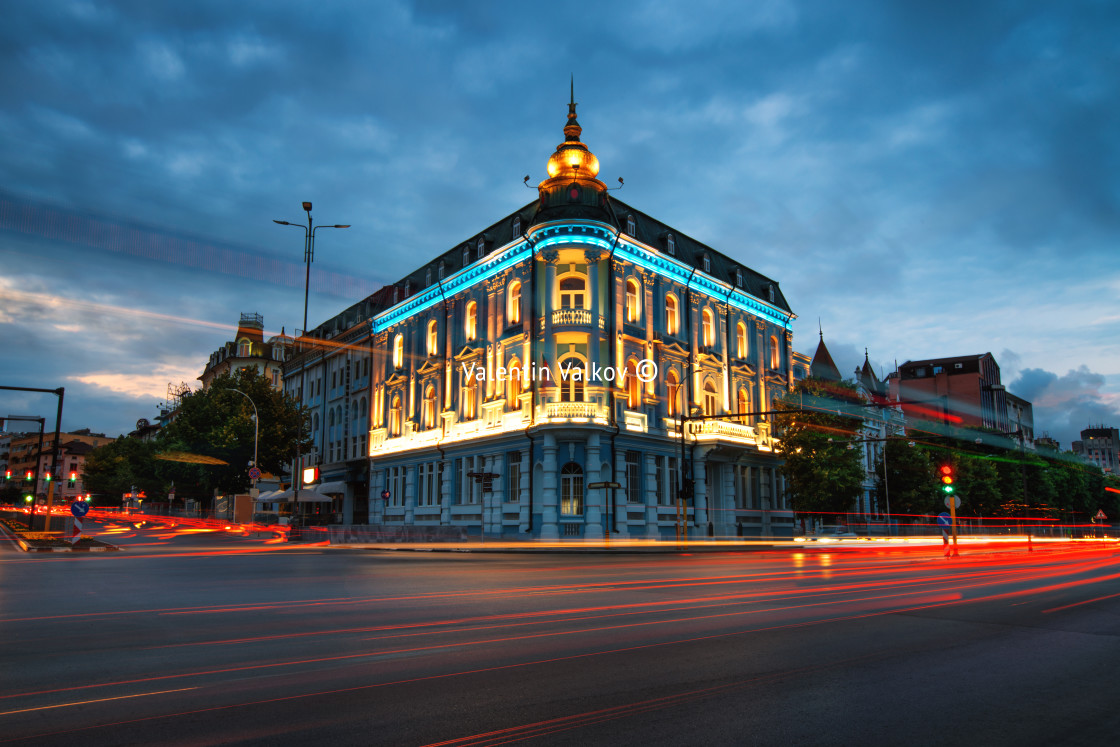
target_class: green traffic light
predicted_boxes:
[942,485,955,494]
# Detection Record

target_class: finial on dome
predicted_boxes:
[543,78,600,183]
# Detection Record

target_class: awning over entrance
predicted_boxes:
[308,481,347,495]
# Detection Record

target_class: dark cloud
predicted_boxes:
[1009,366,1120,448]
[1,1,1117,439]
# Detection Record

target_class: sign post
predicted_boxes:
[945,495,961,557]
[69,499,90,544]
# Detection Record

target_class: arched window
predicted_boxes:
[626,215,636,235]
[462,246,470,266]
[389,395,402,437]
[738,388,750,424]
[560,462,584,516]
[512,216,521,236]
[666,234,676,256]
[465,301,477,341]
[427,320,438,356]
[393,334,404,369]
[626,358,640,409]
[735,269,744,287]
[665,293,679,336]
[702,254,711,273]
[770,336,781,370]
[425,268,432,286]
[625,279,640,323]
[702,308,714,347]
[558,275,586,309]
[736,322,747,359]
[704,380,718,417]
[423,385,436,429]
[666,369,681,418]
[476,236,485,258]
[558,355,585,402]
[508,280,522,325]
[237,339,250,357]
[508,357,523,409]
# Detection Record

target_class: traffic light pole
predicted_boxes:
[1,386,65,532]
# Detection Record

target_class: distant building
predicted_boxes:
[889,353,1011,434]
[1035,435,1061,451]
[199,312,292,390]
[1006,392,1034,444]
[1072,427,1120,474]
[803,337,905,526]
[6,429,111,500]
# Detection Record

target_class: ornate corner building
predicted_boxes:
[288,97,800,538]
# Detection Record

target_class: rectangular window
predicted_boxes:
[418,461,437,506]
[625,451,641,503]
[459,456,479,504]
[385,466,404,508]
[507,451,522,503]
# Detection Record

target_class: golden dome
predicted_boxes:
[540,82,603,187]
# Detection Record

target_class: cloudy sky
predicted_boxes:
[1,0,1117,449]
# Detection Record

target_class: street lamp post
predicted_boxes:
[227,388,259,494]
[274,203,349,523]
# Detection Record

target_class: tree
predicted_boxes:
[81,436,164,506]
[773,378,865,526]
[955,455,1002,521]
[157,368,308,504]
[875,439,938,520]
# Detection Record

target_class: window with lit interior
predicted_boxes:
[704,381,718,417]
[702,308,714,347]
[736,322,747,358]
[665,293,679,336]
[427,320,438,356]
[465,301,477,341]
[558,275,586,309]
[625,279,641,323]
[560,462,584,515]
[508,280,521,325]
[393,334,404,369]
[770,336,780,370]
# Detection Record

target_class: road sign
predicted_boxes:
[944,495,961,509]
[70,500,90,518]
[937,512,951,530]
[248,467,262,480]
[1095,509,1107,521]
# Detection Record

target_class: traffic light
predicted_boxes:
[4,469,10,481]
[24,470,33,482]
[939,464,955,494]
[68,471,77,487]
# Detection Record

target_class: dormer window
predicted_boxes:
[237,339,251,357]
[768,283,775,303]
[626,215,636,235]
[512,216,521,237]
[476,236,485,258]
[438,261,445,280]
[463,246,470,266]
[425,268,432,286]
[735,269,743,287]
[666,234,676,256]
[702,254,710,273]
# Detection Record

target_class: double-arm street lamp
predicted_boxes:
[273,202,349,520]
[226,388,259,494]
[273,202,351,339]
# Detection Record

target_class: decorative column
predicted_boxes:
[585,433,603,539]
[440,457,452,525]
[541,433,559,539]
[644,453,659,538]
[585,249,603,378]
[404,464,416,525]
[542,250,560,393]
[693,448,708,532]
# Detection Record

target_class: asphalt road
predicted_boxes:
[2,522,1119,746]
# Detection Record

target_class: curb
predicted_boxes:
[0,522,120,553]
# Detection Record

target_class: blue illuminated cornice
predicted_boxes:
[372,240,532,334]
[370,221,793,334]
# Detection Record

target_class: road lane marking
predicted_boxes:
[0,687,198,717]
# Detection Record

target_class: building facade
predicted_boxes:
[5,429,110,501]
[199,312,291,391]
[352,98,797,539]
[889,353,1010,434]
[1072,426,1119,474]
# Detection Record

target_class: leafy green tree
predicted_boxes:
[875,439,938,520]
[773,378,865,525]
[81,436,164,506]
[955,456,1002,521]
[156,368,308,504]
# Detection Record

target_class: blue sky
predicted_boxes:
[1,0,1117,449]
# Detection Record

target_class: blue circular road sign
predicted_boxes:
[71,501,90,518]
